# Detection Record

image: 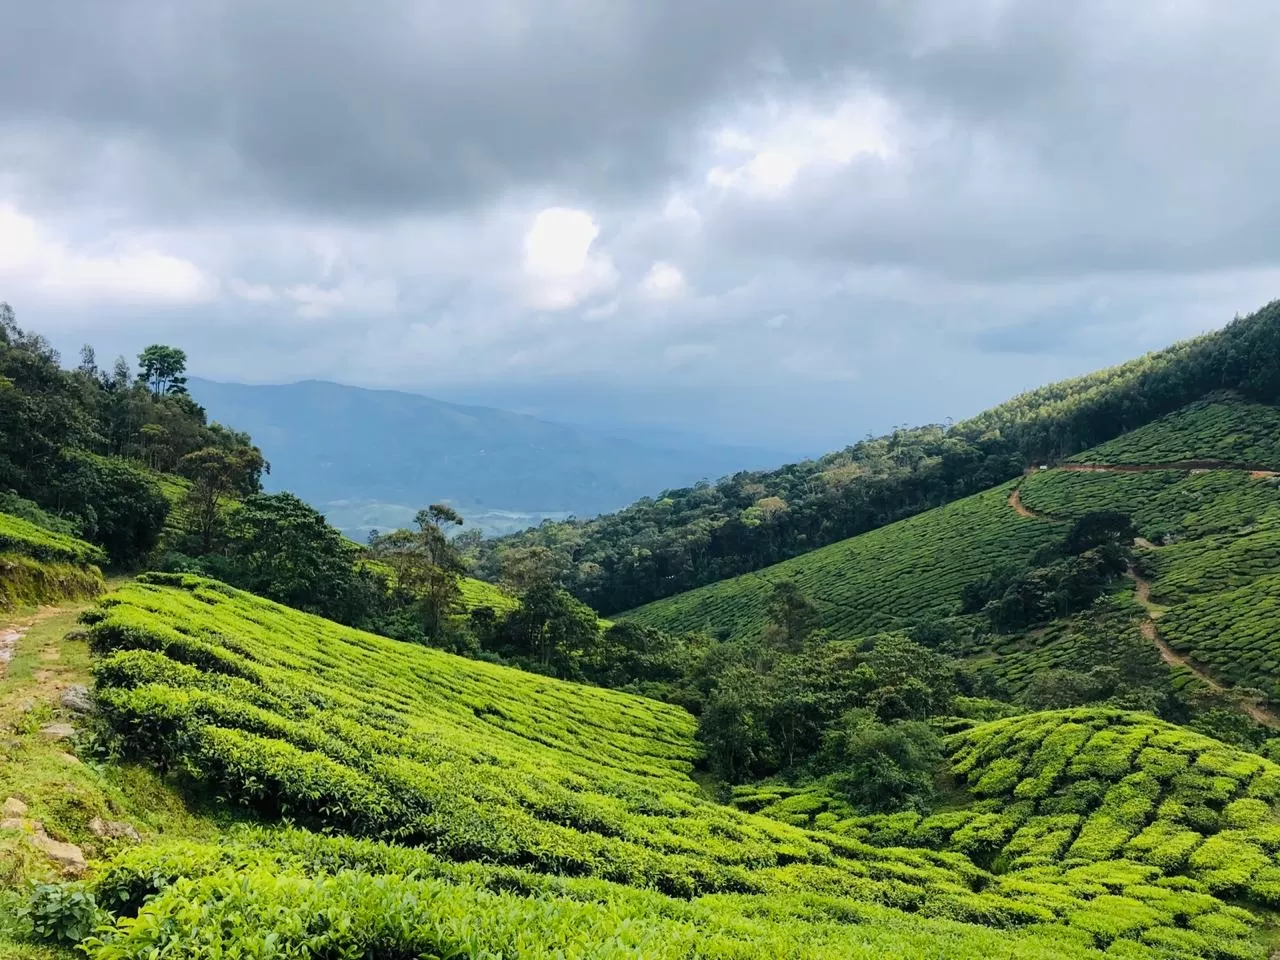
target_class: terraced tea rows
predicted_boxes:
[1066,396,1280,469]
[90,576,1029,901]
[76,827,1140,960]
[741,709,1280,958]
[1156,575,1280,700]
[0,512,104,567]
[77,581,1280,957]
[954,596,1165,698]
[623,483,1065,640]
[0,510,106,608]
[1018,469,1280,543]
[458,575,520,613]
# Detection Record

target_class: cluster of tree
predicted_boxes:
[692,585,960,812]
[0,304,267,566]
[469,300,1280,617]
[961,511,1136,632]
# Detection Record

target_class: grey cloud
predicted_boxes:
[703,2,1280,280]
[6,1,1280,451]
[0,0,909,220]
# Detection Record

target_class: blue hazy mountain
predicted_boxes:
[187,378,795,538]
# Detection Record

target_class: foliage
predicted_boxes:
[696,635,958,783]
[18,883,106,946]
[623,483,1064,642]
[1067,395,1280,468]
[46,451,169,565]
[136,345,188,396]
[204,492,383,625]
[820,713,943,813]
[175,438,266,553]
[0,305,265,564]
[474,301,1280,616]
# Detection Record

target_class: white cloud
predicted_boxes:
[228,279,278,302]
[707,93,897,196]
[640,261,687,300]
[0,203,213,305]
[521,206,617,310]
[285,276,399,319]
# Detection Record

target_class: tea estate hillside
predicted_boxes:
[622,393,1280,726]
[5,576,1280,958]
[473,302,1280,617]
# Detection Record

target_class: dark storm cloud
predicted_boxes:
[704,2,1280,280]
[0,0,911,218]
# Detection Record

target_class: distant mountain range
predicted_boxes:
[186,378,795,539]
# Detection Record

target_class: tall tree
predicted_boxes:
[178,444,266,552]
[137,344,189,396]
[368,508,468,643]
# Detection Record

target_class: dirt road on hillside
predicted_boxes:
[1006,472,1280,727]
[1008,486,1037,519]
[1127,566,1279,727]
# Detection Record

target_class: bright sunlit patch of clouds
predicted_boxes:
[640,261,687,300]
[0,203,214,305]
[707,93,898,195]
[522,206,618,310]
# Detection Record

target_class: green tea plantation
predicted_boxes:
[9,577,1268,956]
[622,482,1066,641]
[0,511,104,608]
[1066,395,1280,469]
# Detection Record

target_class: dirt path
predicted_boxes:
[1127,566,1280,728]
[1007,473,1278,726]
[0,606,68,680]
[1008,485,1037,518]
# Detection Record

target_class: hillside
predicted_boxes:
[623,394,1280,731]
[738,706,1280,942]
[623,481,1065,640]
[0,512,103,610]
[3,577,1277,957]
[187,377,788,538]
[476,301,1280,615]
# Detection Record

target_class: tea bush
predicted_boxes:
[0,511,105,566]
[1066,396,1280,468]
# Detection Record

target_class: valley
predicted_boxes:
[7,302,1280,957]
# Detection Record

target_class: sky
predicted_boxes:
[2,1,1280,450]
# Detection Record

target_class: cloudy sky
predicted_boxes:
[2,1,1279,450]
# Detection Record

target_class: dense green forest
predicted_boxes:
[471,300,1280,615]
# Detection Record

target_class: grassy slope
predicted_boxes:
[621,482,1065,640]
[0,514,105,611]
[0,597,222,959]
[14,576,1275,957]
